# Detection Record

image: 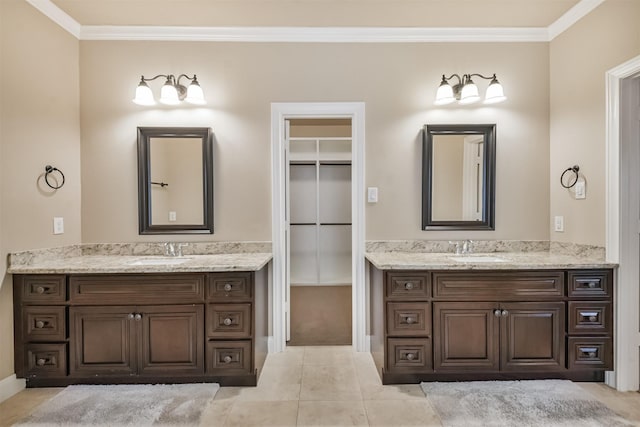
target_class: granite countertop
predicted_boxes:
[7,242,273,274]
[365,251,617,270]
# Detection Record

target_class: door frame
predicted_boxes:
[605,54,640,391]
[270,102,366,353]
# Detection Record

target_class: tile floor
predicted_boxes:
[1,345,640,426]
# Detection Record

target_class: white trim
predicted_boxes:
[0,374,26,403]
[271,102,366,353]
[25,0,81,38]
[26,0,602,43]
[79,25,548,43]
[547,0,605,41]
[605,54,640,391]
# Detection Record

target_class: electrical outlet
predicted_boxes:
[367,187,378,203]
[169,211,177,222]
[554,216,564,232]
[575,181,586,199]
[53,217,64,234]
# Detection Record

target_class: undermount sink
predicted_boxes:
[127,257,193,266]
[449,255,506,263]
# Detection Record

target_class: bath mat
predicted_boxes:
[421,379,633,427]
[15,383,219,426]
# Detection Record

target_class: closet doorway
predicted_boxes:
[287,119,353,345]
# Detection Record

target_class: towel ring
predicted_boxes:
[560,165,579,189]
[44,165,65,190]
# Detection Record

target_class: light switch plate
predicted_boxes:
[575,181,586,199]
[554,215,564,232]
[169,211,177,221]
[367,187,378,203]
[53,217,64,234]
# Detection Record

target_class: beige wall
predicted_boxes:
[0,0,81,380]
[550,0,640,245]
[80,42,550,242]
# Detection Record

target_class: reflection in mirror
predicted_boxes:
[422,124,495,230]
[137,127,213,234]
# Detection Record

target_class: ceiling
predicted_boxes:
[51,0,582,28]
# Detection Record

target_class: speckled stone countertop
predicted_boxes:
[365,240,616,270]
[8,242,272,274]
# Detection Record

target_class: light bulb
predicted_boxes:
[159,77,180,105]
[185,78,206,105]
[434,80,455,105]
[459,79,480,105]
[484,77,506,104]
[132,80,155,106]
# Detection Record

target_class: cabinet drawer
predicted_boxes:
[386,338,432,373]
[386,303,430,337]
[207,304,252,338]
[568,271,612,298]
[386,272,430,300]
[568,337,612,370]
[433,271,564,300]
[17,275,66,303]
[69,274,205,304]
[25,343,67,377]
[207,273,253,301]
[23,306,66,342]
[207,340,252,375]
[568,302,612,334]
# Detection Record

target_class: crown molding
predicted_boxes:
[79,26,548,43]
[548,0,605,40]
[25,0,80,38]
[28,0,603,43]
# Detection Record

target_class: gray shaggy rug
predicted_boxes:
[16,383,219,426]
[421,380,633,427]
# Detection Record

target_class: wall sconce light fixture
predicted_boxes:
[133,74,206,106]
[435,73,506,106]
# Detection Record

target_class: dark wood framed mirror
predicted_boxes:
[422,124,496,230]
[137,127,214,234]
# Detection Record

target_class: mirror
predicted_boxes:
[137,127,214,234]
[422,124,496,230]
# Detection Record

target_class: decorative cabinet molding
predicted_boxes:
[370,267,614,384]
[13,268,268,387]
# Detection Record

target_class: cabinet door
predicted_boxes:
[500,302,565,371]
[138,305,204,375]
[70,306,136,376]
[433,302,499,371]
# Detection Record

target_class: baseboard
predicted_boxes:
[0,374,26,403]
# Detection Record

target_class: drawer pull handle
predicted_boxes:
[35,320,46,329]
[36,286,46,294]
[404,282,414,290]
[405,317,415,325]
[223,318,233,326]
[223,355,232,364]
[405,353,415,361]
[224,283,233,292]
[134,314,142,321]
[36,358,46,366]
[588,352,597,358]
[589,316,598,322]
[586,281,598,288]
[494,309,502,317]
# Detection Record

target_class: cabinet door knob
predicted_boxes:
[35,320,45,329]
[224,283,233,292]
[223,356,232,364]
[36,286,46,294]
[405,353,415,361]
[404,282,414,290]
[128,313,135,320]
[36,358,46,366]
[587,281,597,288]
[494,309,502,317]
[134,314,142,321]
[501,309,509,317]
[588,315,597,322]
[223,318,233,326]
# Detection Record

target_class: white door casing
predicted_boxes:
[271,102,366,353]
[606,54,640,391]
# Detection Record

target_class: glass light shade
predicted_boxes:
[132,81,155,106]
[459,80,480,105]
[159,79,180,105]
[434,81,455,105]
[185,80,206,105]
[484,78,507,104]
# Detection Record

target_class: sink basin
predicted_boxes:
[449,255,506,263]
[128,257,192,266]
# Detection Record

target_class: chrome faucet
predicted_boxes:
[164,242,189,257]
[449,240,473,255]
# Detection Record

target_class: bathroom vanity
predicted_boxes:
[367,251,615,384]
[10,248,271,387]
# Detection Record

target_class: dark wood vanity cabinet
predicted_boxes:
[13,268,268,387]
[370,267,614,384]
